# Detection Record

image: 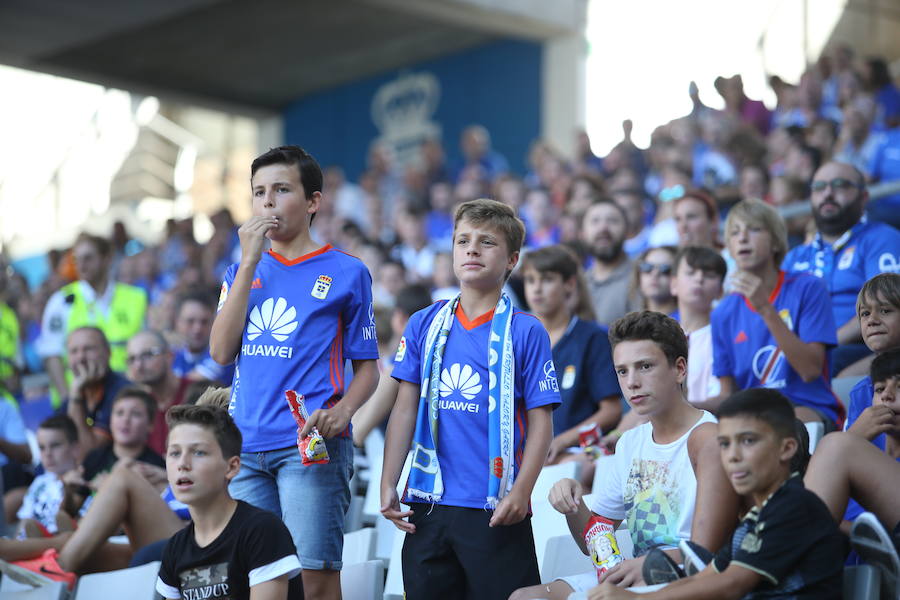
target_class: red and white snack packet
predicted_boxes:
[285,390,330,465]
[583,514,625,581]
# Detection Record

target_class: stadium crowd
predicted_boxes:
[0,43,899,599]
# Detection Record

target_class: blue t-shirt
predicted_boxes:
[783,221,900,327]
[551,317,620,436]
[391,301,560,509]
[172,347,236,386]
[221,246,379,452]
[711,272,842,424]
[868,129,900,208]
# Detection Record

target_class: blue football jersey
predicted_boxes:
[391,301,560,509]
[711,272,842,424]
[220,246,379,452]
[783,220,900,327]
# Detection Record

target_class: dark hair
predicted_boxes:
[251,145,323,225]
[167,401,242,460]
[521,244,596,322]
[68,326,111,352]
[585,197,629,228]
[791,418,811,477]
[871,349,900,384]
[453,198,526,257]
[38,414,78,444]
[718,388,796,440]
[857,273,900,315]
[73,233,112,259]
[675,189,718,221]
[112,386,157,423]
[866,57,892,89]
[394,284,433,318]
[674,246,727,282]
[608,311,688,366]
[175,288,215,318]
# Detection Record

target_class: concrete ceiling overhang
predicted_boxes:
[0,0,584,116]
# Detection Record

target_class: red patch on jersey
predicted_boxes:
[734,331,748,343]
[251,277,262,289]
[492,457,503,478]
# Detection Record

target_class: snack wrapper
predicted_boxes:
[578,422,601,448]
[583,515,625,581]
[285,390,330,465]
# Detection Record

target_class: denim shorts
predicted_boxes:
[229,436,353,570]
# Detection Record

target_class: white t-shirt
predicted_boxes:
[17,473,65,534]
[686,325,720,405]
[591,410,716,557]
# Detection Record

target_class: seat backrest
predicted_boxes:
[342,527,377,567]
[531,462,581,505]
[805,421,825,454]
[340,560,384,600]
[0,581,68,600]
[73,561,161,600]
[382,528,406,600]
[832,375,864,408]
[540,534,593,583]
[361,429,386,524]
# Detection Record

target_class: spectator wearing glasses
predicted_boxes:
[783,161,900,376]
[125,330,193,456]
[632,246,678,317]
[60,326,131,452]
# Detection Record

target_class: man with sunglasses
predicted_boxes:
[125,330,192,455]
[783,161,900,375]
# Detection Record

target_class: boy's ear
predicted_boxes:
[779,435,799,464]
[507,250,520,272]
[225,455,241,482]
[307,191,322,216]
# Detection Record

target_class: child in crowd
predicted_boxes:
[157,401,303,599]
[16,416,80,536]
[846,273,900,450]
[586,389,845,599]
[670,246,725,411]
[632,246,677,316]
[210,145,379,599]
[512,311,737,599]
[381,199,557,599]
[520,245,621,469]
[712,200,843,428]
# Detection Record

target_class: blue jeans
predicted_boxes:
[229,437,353,570]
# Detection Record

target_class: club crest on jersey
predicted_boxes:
[311,275,333,299]
[561,365,576,390]
[217,282,228,311]
[837,246,855,271]
[778,309,793,331]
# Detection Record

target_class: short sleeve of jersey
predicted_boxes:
[710,301,734,378]
[217,264,238,313]
[35,290,68,358]
[340,262,380,361]
[588,436,630,521]
[391,305,435,385]
[794,277,837,346]
[862,225,900,279]
[0,400,27,446]
[717,487,825,585]
[240,507,302,586]
[515,314,561,410]
[585,327,620,402]
[157,536,183,599]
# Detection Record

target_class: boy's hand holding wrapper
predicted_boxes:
[286,390,330,465]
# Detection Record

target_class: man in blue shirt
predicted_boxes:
[783,161,900,375]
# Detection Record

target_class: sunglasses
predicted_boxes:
[810,178,862,193]
[639,262,672,275]
[125,347,165,366]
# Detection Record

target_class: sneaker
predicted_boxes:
[851,512,898,600]
[679,539,713,577]
[641,547,685,584]
[6,549,76,590]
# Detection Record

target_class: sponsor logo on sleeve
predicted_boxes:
[217,282,228,311]
[539,360,559,392]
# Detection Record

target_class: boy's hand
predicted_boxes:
[587,582,639,599]
[848,404,898,440]
[238,216,277,266]
[301,405,352,439]
[380,488,416,533]
[598,556,645,587]
[546,435,572,464]
[731,271,769,312]
[489,488,528,527]
[598,430,621,454]
[548,477,582,514]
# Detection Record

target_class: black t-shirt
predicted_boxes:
[81,443,165,482]
[713,476,844,598]
[157,500,303,600]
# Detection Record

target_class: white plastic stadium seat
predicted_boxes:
[382,528,406,600]
[540,534,593,583]
[532,462,581,505]
[805,421,825,454]
[342,527,376,567]
[0,581,68,600]
[73,561,161,600]
[340,559,384,600]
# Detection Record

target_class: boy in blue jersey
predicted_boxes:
[381,199,558,600]
[209,145,379,599]
[712,200,843,428]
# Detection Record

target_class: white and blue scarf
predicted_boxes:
[407,293,516,509]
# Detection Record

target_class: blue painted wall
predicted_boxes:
[282,39,542,181]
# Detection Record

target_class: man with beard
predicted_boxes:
[783,161,900,374]
[582,198,641,326]
[125,330,193,456]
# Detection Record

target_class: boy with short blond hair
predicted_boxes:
[157,401,302,600]
[381,198,558,599]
